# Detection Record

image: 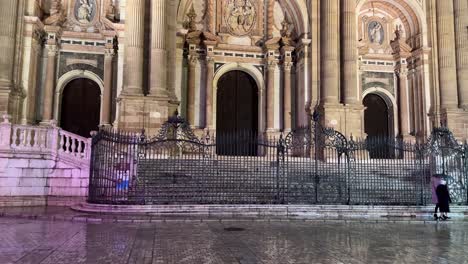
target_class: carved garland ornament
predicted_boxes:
[224,0,257,36]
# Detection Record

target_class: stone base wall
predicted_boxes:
[443,109,468,140]
[0,90,10,114]
[0,153,89,207]
[117,95,179,135]
[319,104,365,138]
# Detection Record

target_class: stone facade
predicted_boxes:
[0,0,467,140]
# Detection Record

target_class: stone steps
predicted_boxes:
[71,203,468,221]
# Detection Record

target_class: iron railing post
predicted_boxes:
[465,143,468,205]
[418,144,425,205]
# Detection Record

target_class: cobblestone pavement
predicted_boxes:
[1,218,468,264]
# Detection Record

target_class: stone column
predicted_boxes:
[341,0,358,105]
[205,57,215,129]
[266,61,276,131]
[0,0,19,113]
[101,48,114,126]
[397,67,410,138]
[282,45,294,132]
[122,0,145,95]
[436,0,458,109]
[283,61,293,132]
[149,0,167,96]
[320,0,340,105]
[454,0,468,108]
[266,44,279,132]
[41,44,58,123]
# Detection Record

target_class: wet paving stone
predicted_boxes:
[0,218,467,263]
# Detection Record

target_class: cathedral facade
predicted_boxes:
[0,0,468,140]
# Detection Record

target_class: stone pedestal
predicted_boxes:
[117,95,178,135]
[0,91,10,114]
[440,109,468,140]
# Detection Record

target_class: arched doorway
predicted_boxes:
[60,78,101,138]
[216,70,258,156]
[363,93,392,158]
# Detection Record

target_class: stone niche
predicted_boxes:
[65,0,102,32]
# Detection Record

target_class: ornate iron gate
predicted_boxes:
[88,115,468,206]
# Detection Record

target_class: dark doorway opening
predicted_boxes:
[216,70,258,156]
[60,78,101,138]
[363,93,392,158]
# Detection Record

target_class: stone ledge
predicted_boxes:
[71,203,468,221]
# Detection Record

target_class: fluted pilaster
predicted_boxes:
[207,0,215,33]
[283,62,293,131]
[205,57,215,129]
[0,0,19,89]
[101,49,114,125]
[149,0,168,96]
[267,62,275,131]
[123,0,145,95]
[187,55,198,127]
[436,0,458,109]
[341,0,358,105]
[267,0,274,38]
[454,0,468,108]
[397,68,410,137]
[321,0,340,105]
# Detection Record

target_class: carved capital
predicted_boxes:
[284,62,294,71]
[46,44,58,57]
[188,55,199,65]
[105,48,115,58]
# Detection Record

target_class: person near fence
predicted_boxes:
[431,174,443,220]
[436,179,452,220]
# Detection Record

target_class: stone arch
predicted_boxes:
[212,63,266,132]
[54,70,104,125]
[362,87,398,137]
[356,0,428,47]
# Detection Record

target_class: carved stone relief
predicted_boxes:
[217,0,262,37]
[224,0,256,36]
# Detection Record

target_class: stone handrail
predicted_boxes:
[0,115,91,163]
[10,125,48,150]
[58,130,91,160]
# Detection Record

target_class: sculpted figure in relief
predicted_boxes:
[225,0,256,36]
[369,21,384,45]
[77,0,93,23]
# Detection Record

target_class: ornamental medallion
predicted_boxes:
[224,0,257,36]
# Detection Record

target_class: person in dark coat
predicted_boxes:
[436,179,452,220]
[431,174,443,220]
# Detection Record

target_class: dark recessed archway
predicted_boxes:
[363,93,393,158]
[216,70,258,156]
[60,78,101,138]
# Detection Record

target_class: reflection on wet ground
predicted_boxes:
[0,218,467,264]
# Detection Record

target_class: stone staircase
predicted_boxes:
[130,157,436,205]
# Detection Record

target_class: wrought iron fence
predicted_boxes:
[88,115,468,206]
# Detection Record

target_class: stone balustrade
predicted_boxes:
[0,115,91,163]
[10,125,48,151]
[58,130,91,161]
[0,115,92,206]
